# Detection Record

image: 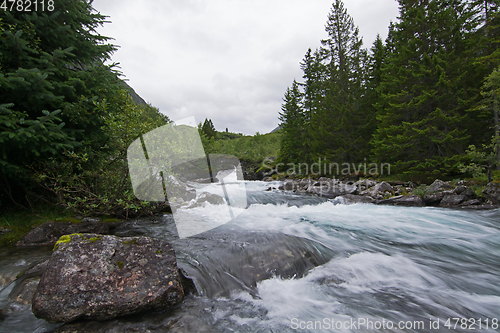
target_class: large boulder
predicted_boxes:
[16,221,114,247]
[32,234,185,323]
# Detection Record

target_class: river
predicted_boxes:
[0,181,499,332]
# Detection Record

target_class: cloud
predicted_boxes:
[92,0,399,134]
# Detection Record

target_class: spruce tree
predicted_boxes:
[466,0,500,145]
[299,48,326,164]
[201,118,217,140]
[372,0,474,178]
[360,35,385,159]
[0,0,120,206]
[311,0,365,165]
[278,80,305,166]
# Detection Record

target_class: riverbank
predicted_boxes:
[1,176,499,247]
[266,177,500,210]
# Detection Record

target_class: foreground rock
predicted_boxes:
[16,220,117,247]
[32,234,185,323]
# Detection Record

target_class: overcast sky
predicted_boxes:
[91,0,400,135]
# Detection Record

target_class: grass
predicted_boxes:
[0,205,67,246]
[206,131,281,163]
[0,205,122,247]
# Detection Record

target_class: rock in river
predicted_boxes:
[32,234,185,323]
[16,221,114,247]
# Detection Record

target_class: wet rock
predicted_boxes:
[440,194,467,206]
[422,191,451,206]
[454,185,475,197]
[339,194,376,204]
[427,179,453,193]
[185,192,225,209]
[32,234,185,323]
[80,217,101,223]
[353,179,378,191]
[279,180,295,191]
[0,226,12,236]
[177,230,336,298]
[0,274,15,288]
[308,182,357,198]
[377,195,425,207]
[12,278,40,306]
[482,182,500,203]
[460,199,482,206]
[53,297,217,333]
[361,181,394,198]
[16,221,115,247]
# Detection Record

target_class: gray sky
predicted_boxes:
[92,0,400,135]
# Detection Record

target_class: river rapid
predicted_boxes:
[0,180,499,332]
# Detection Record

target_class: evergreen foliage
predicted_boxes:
[277,0,500,180]
[201,118,217,140]
[277,80,304,165]
[0,1,169,216]
[371,0,473,177]
[312,0,366,164]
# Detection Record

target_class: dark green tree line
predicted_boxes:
[278,0,500,180]
[0,0,169,215]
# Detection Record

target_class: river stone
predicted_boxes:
[196,192,225,205]
[353,179,378,191]
[16,221,113,247]
[32,234,184,323]
[308,183,357,198]
[427,179,453,193]
[361,181,394,198]
[482,182,500,203]
[440,194,466,206]
[0,226,12,236]
[377,195,425,207]
[340,194,376,204]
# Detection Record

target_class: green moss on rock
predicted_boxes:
[122,238,139,245]
[53,233,82,251]
[88,235,103,243]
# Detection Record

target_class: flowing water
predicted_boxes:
[0,181,499,332]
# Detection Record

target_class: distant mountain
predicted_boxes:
[120,81,147,106]
[269,126,280,133]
